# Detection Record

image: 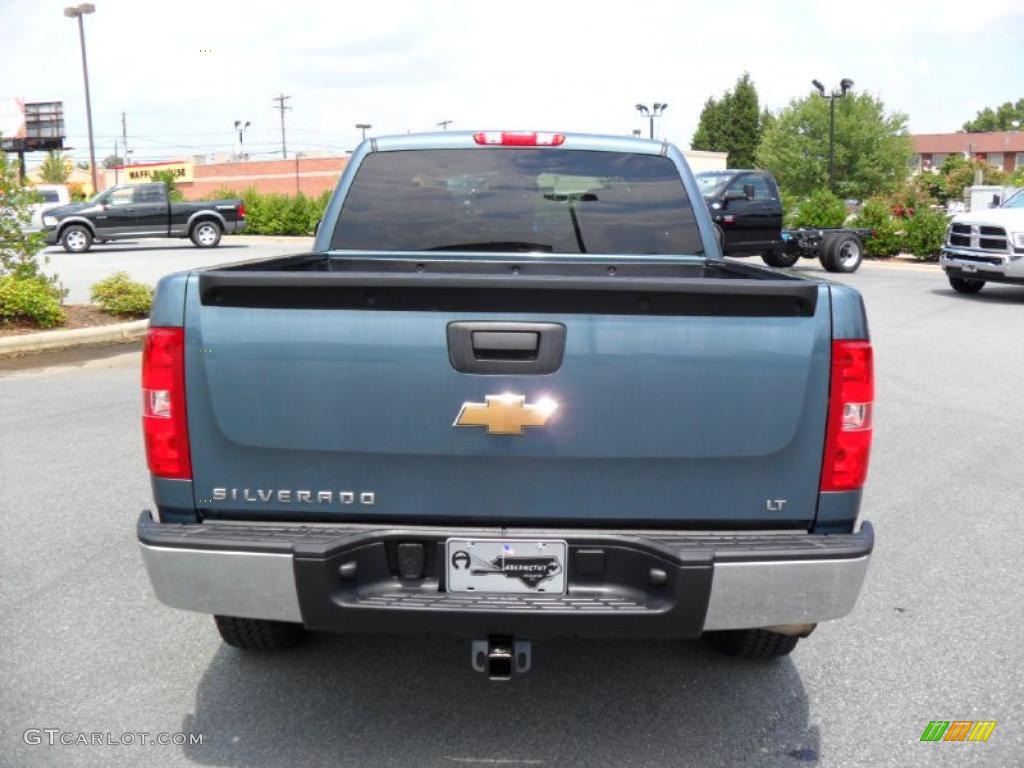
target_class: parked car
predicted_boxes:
[941,188,1024,294]
[137,131,875,678]
[695,169,872,273]
[24,184,70,232]
[40,182,246,253]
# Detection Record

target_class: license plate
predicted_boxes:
[961,263,977,272]
[446,539,567,594]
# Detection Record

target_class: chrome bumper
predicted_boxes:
[941,246,1024,279]
[138,514,873,635]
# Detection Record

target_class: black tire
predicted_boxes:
[948,275,985,294]
[214,615,306,651]
[761,249,800,268]
[708,628,801,659]
[60,224,93,253]
[820,233,863,273]
[190,219,223,248]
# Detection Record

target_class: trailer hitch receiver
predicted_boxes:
[471,637,531,679]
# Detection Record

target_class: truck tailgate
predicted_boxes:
[183,264,830,528]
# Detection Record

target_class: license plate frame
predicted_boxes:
[445,538,567,595]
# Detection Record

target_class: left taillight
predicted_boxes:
[820,340,873,492]
[142,327,191,479]
[237,202,246,219]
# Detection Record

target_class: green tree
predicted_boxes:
[150,170,185,201]
[102,154,123,169]
[756,90,912,200]
[0,151,46,277]
[37,151,71,184]
[691,73,764,168]
[962,98,1024,132]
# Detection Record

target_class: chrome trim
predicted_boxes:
[139,543,301,622]
[702,555,869,630]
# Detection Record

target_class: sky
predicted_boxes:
[1,0,1022,168]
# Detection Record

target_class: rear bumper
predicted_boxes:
[137,512,873,638]
[226,219,247,234]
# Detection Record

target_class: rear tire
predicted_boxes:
[214,615,306,651]
[820,233,863,273]
[190,220,222,248]
[948,275,985,294]
[61,224,93,253]
[708,628,802,659]
[761,249,800,268]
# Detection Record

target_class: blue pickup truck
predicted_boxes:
[137,131,874,678]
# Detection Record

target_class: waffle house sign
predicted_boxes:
[122,161,193,183]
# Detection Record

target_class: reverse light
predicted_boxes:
[473,131,566,147]
[820,340,873,492]
[142,327,191,479]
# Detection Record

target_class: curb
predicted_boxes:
[0,319,148,358]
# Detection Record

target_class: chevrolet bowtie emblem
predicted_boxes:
[454,394,558,435]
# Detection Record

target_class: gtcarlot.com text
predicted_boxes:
[23,729,203,747]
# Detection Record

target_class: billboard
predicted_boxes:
[1,100,64,151]
[0,98,27,140]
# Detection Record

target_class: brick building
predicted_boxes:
[104,155,350,199]
[912,132,1024,173]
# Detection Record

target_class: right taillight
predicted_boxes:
[820,340,873,492]
[142,326,191,480]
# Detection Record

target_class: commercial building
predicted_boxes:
[103,156,351,199]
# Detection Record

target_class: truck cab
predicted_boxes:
[695,169,784,256]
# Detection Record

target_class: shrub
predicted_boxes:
[0,274,66,327]
[903,208,948,260]
[851,197,905,257]
[90,272,153,315]
[233,188,331,236]
[786,189,847,229]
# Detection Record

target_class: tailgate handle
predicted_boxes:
[448,322,565,374]
[471,331,539,358]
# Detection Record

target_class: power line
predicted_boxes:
[272,94,292,159]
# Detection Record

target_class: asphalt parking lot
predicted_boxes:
[41,236,314,303]
[2,244,1023,767]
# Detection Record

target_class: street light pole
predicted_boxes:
[812,78,853,193]
[234,120,250,160]
[437,120,453,131]
[355,123,372,141]
[634,103,668,140]
[64,4,98,193]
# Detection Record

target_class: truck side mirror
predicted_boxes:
[990,194,1001,208]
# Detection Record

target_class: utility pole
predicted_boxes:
[121,111,128,167]
[272,94,291,159]
[113,139,118,184]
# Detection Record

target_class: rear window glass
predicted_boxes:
[331,149,703,255]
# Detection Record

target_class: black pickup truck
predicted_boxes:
[696,170,871,273]
[41,182,246,253]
